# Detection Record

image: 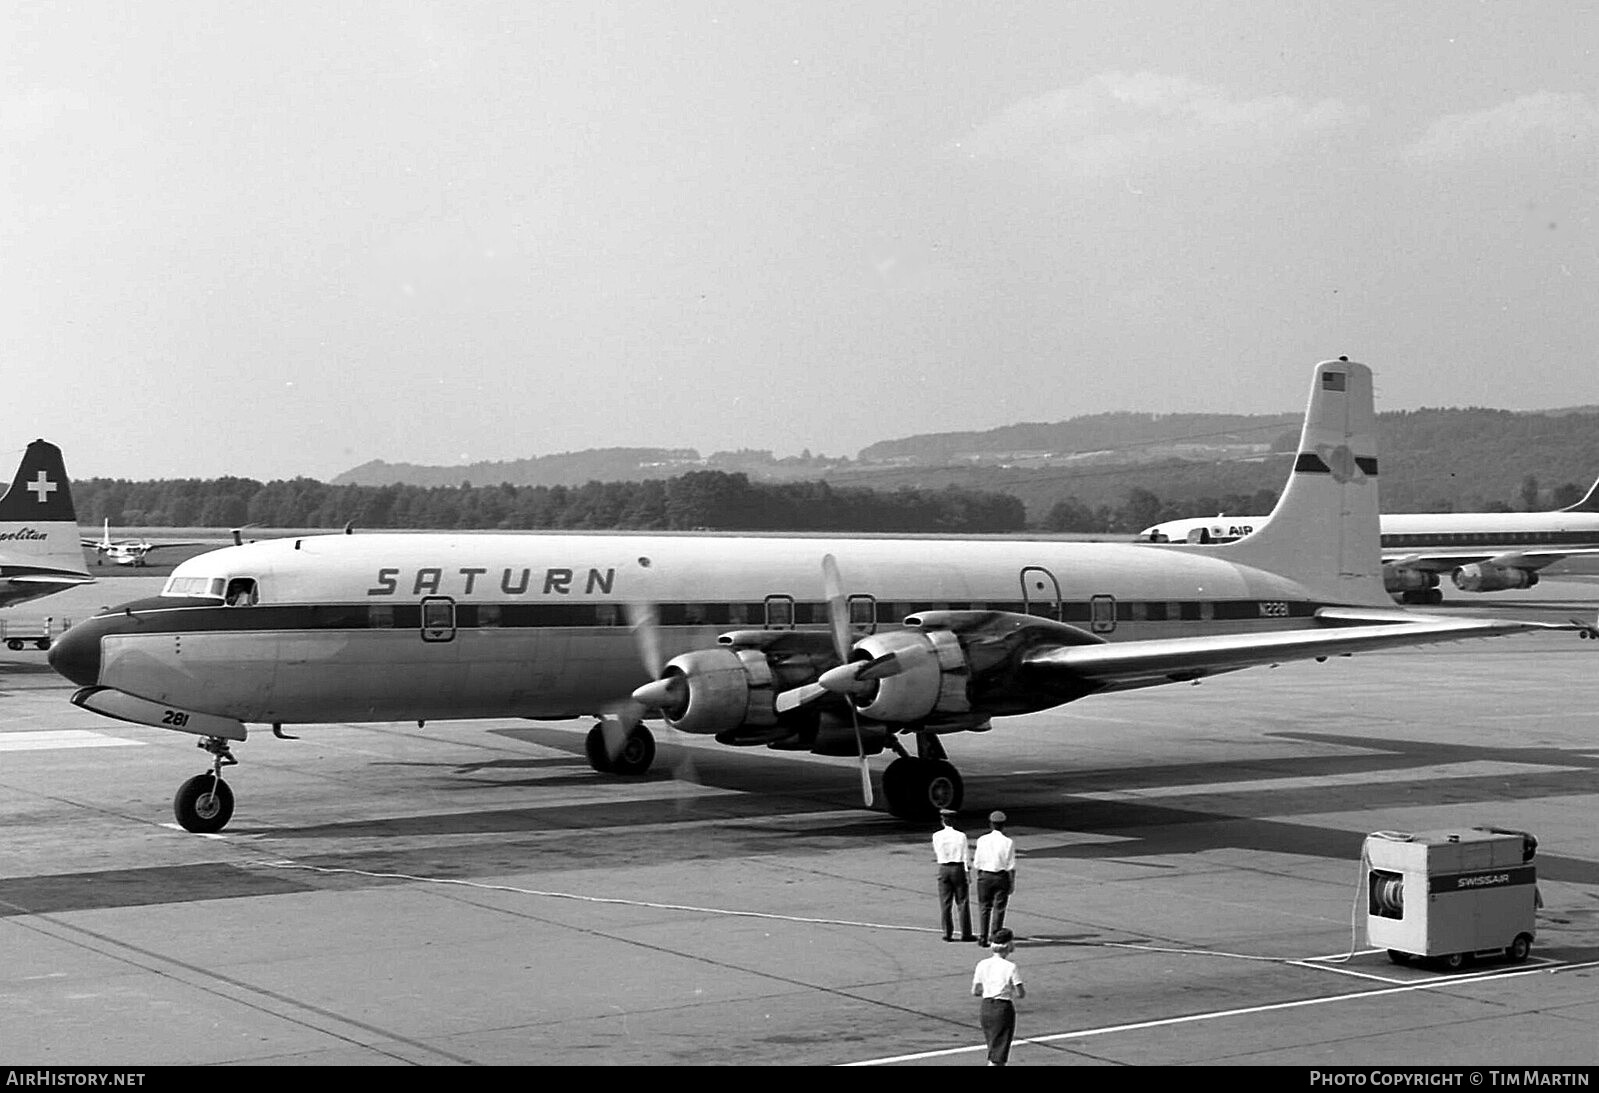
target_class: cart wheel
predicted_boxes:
[1387,949,1412,966]
[1504,934,1532,963]
[1438,952,1468,972]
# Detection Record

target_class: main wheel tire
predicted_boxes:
[883,758,965,820]
[6,640,21,651]
[174,774,234,834]
[1505,934,1532,963]
[610,727,656,776]
[584,725,614,773]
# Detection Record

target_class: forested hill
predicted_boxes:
[69,406,1599,534]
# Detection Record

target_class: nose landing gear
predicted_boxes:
[174,736,237,833]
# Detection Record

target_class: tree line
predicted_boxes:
[71,471,1030,534]
[69,466,1593,537]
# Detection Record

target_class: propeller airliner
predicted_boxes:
[47,360,1596,833]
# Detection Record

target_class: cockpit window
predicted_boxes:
[225,578,258,607]
[163,576,226,598]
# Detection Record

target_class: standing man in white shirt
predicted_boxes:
[972,809,1016,947]
[932,808,977,942]
[970,927,1025,1065]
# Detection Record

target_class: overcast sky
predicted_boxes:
[4,2,1596,481]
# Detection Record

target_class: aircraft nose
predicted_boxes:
[47,619,102,687]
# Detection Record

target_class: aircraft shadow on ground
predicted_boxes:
[239,725,1599,889]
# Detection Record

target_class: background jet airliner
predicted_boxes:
[48,360,1593,834]
[1141,477,1599,603]
[83,519,201,567]
[0,439,94,610]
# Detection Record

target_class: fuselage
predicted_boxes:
[50,531,1343,725]
[1144,510,1599,552]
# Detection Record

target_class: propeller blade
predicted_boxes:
[822,552,851,660]
[774,680,827,714]
[850,706,873,808]
[626,601,664,677]
[599,701,638,761]
[821,554,873,806]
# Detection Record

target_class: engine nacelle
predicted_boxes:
[652,647,776,736]
[1452,562,1538,593]
[1382,565,1439,594]
[849,629,971,723]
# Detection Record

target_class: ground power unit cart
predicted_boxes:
[1364,827,1538,970]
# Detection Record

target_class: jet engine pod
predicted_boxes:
[1452,562,1537,593]
[649,647,776,736]
[849,629,970,724]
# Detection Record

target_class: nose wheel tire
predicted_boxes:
[174,774,234,834]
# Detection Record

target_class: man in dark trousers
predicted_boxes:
[932,808,976,942]
[970,928,1025,1065]
[972,810,1016,946]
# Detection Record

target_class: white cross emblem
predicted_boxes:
[26,471,57,503]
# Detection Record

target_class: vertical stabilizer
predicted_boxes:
[1559,476,1599,514]
[1214,360,1389,606]
[0,439,91,576]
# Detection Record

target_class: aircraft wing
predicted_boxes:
[1021,610,1576,696]
[1383,547,1599,573]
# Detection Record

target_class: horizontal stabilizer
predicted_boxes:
[7,572,95,586]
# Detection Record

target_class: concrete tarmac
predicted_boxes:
[3,581,1599,1066]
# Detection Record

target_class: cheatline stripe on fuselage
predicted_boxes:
[91,596,1329,634]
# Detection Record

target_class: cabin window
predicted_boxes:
[478,604,502,628]
[727,602,750,626]
[421,596,456,642]
[1090,595,1116,634]
[764,596,795,630]
[224,578,257,607]
[848,595,876,636]
[369,604,396,628]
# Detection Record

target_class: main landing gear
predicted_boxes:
[173,736,237,833]
[584,723,657,777]
[881,733,964,821]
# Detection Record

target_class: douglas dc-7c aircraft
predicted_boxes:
[48,360,1597,833]
[1142,478,1599,604]
[0,439,94,610]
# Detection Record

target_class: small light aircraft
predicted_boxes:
[83,519,201,567]
[0,439,94,610]
[48,360,1597,833]
[1142,478,1599,603]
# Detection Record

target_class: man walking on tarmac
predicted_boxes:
[971,928,1025,1065]
[972,810,1016,946]
[933,808,977,942]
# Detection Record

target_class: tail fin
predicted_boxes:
[1212,360,1389,606]
[1559,476,1599,513]
[0,439,90,576]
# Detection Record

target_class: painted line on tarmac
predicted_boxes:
[246,858,938,934]
[0,730,145,751]
[1071,760,1579,800]
[845,961,1599,1066]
